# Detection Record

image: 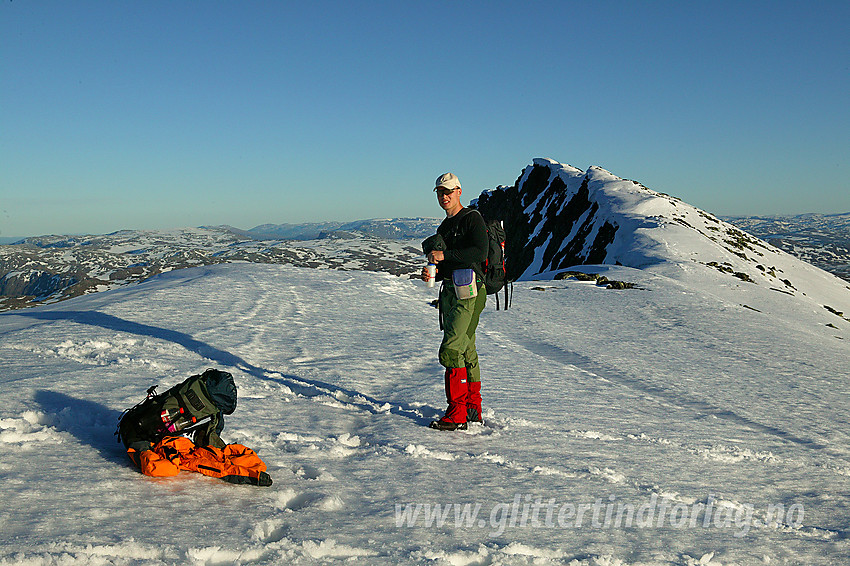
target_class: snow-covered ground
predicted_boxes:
[1,259,849,565]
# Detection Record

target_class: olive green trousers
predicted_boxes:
[438,281,486,383]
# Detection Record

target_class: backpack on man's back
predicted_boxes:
[479,216,512,310]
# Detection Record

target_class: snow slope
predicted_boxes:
[1,260,849,565]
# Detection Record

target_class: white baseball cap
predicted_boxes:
[434,172,461,191]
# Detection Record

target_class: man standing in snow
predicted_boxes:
[421,173,489,430]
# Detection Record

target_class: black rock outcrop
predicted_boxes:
[471,160,618,280]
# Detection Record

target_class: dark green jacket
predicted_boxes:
[424,208,488,282]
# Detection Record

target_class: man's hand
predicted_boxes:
[427,250,445,264]
[420,266,430,282]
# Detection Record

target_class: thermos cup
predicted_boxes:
[425,263,437,287]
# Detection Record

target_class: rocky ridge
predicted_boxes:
[471,158,849,322]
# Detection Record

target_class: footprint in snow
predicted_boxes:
[291,464,323,480]
[253,518,289,544]
[275,488,343,512]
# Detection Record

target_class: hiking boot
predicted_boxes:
[429,420,468,431]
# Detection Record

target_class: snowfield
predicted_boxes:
[1,260,849,565]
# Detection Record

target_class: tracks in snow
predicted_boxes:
[509,333,828,450]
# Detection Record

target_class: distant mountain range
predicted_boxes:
[0,226,432,311]
[1,161,848,314]
[224,217,442,241]
[721,213,850,282]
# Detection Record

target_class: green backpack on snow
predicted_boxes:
[116,368,237,453]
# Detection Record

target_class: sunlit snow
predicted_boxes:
[1,259,848,564]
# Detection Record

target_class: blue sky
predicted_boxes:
[2,1,848,237]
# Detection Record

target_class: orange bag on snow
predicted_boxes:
[128,436,272,487]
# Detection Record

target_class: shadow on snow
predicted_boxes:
[522,340,828,450]
[18,310,435,427]
[33,389,130,466]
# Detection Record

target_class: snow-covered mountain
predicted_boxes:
[473,158,850,328]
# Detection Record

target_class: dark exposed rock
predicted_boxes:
[472,163,619,280]
[824,305,845,318]
[601,280,636,290]
[552,271,636,289]
[554,271,598,281]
